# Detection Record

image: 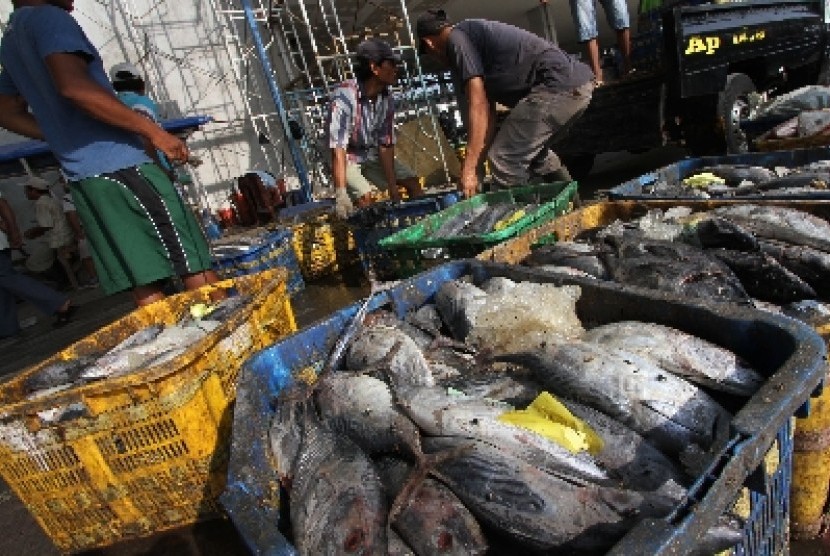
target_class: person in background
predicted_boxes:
[22,176,80,290]
[110,62,176,182]
[570,0,632,84]
[328,37,423,219]
[237,170,284,223]
[0,1,219,307]
[417,10,594,199]
[0,190,73,338]
[60,176,98,288]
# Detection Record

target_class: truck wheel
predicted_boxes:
[561,154,595,182]
[717,73,756,154]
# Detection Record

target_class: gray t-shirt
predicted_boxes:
[447,19,593,107]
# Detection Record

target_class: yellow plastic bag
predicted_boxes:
[681,172,725,188]
[498,391,604,454]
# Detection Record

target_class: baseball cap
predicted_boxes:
[110,62,143,83]
[355,38,401,64]
[23,176,50,191]
[416,9,451,52]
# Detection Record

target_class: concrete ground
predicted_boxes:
[7,145,824,555]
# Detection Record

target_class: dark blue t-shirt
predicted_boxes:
[0,6,150,180]
[447,19,594,107]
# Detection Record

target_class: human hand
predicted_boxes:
[150,129,189,163]
[334,188,355,219]
[459,170,480,199]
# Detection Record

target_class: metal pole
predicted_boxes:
[240,0,312,203]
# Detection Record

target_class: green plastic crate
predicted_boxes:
[379,181,578,267]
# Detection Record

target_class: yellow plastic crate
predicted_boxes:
[0,269,296,553]
[291,214,356,280]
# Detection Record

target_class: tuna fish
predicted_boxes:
[709,248,817,303]
[269,388,388,555]
[496,339,732,459]
[375,457,489,556]
[393,385,611,484]
[23,355,98,395]
[759,239,830,298]
[560,398,689,498]
[581,321,764,396]
[693,217,760,251]
[315,374,422,458]
[523,241,610,279]
[712,204,830,253]
[702,164,775,186]
[434,280,489,342]
[345,324,434,388]
[423,435,676,552]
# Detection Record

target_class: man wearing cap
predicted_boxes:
[328,37,423,218]
[0,0,219,307]
[417,10,595,198]
[22,176,79,289]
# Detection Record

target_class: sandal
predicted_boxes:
[54,304,77,327]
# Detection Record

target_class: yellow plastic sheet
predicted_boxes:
[498,391,604,454]
[681,172,725,188]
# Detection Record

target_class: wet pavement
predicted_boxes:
[0,146,744,555]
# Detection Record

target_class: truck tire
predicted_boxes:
[717,73,756,154]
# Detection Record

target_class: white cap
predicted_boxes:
[110,62,143,83]
[23,176,51,191]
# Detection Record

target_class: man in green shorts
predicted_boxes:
[328,38,423,218]
[0,0,219,307]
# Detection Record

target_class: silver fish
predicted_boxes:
[434,280,489,342]
[375,457,488,556]
[345,324,434,388]
[423,435,676,552]
[270,389,388,555]
[497,339,732,458]
[394,385,611,485]
[712,204,830,253]
[581,321,764,396]
[315,374,422,458]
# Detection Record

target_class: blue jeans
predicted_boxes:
[0,249,67,337]
[570,0,630,42]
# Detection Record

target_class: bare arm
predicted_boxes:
[0,95,45,140]
[0,198,23,248]
[45,52,188,162]
[331,147,348,191]
[461,76,493,197]
[378,145,400,201]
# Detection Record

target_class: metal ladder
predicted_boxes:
[209,0,314,203]
[237,0,456,194]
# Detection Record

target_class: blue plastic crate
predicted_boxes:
[348,191,461,279]
[608,146,830,200]
[211,228,305,295]
[221,261,826,556]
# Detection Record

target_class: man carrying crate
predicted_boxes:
[328,38,424,218]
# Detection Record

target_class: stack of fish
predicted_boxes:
[22,295,251,402]
[269,277,759,555]
[429,202,538,240]
[525,204,830,312]
[642,161,830,198]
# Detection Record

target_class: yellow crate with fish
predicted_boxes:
[479,198,830,545]
[289,212,357,280]
[0,268,296,553]
[222,260,825,555]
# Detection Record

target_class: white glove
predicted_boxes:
[334,187,355,219]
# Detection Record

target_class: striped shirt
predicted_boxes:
[327,79,395,163]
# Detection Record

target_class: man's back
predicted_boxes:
[449,19,593,106]
[0,5,148,180]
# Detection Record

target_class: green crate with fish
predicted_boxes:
[221,260,825,555]
[378,181,578,269]
[0,268,297,553]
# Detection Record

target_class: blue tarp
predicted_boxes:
[0,115,213,177]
